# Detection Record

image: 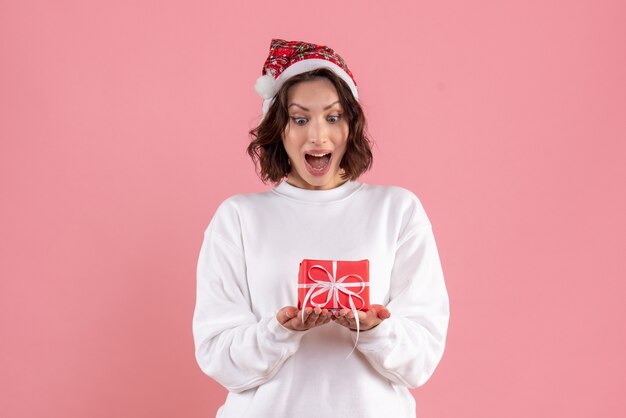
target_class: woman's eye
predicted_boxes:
[291,117,307,126]
[327,114,342,123]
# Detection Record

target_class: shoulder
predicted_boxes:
[215,188,276,214]
[360,182,425,211]
[361,183,421,202]
[205,189,276,235]
[359,182,431,227]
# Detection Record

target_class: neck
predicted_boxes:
[285,171,348,191]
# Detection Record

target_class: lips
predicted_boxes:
[303,150,333,176]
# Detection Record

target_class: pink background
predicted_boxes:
[1,1,625,417]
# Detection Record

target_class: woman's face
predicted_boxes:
[282,78,349,190]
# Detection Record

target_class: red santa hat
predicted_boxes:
[254,38,359,117]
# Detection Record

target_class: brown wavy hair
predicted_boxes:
[247,67,373,184]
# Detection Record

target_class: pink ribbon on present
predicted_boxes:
[298,260,369,357]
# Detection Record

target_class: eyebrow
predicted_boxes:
[288,101,341,111]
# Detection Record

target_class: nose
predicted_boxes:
[308,118,328,145]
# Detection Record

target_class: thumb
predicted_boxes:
[277,306,298,324]
[371,304,391,319]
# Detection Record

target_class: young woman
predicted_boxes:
[193,38,450,418]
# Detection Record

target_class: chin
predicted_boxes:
[302,171,342,190]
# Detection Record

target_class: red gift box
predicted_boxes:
[297,259,370,311]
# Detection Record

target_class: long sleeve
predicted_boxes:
[351,199,450,389]
[192,200,307,393]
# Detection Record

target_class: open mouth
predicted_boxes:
[304,152,332,172]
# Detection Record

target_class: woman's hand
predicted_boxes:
[276,306,333,331]
[332,304,391,331]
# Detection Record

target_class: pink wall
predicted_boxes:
[1,1,625,417]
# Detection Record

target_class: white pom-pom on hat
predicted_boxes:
[254,73,278,100]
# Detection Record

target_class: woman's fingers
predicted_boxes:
[315,309,332,326]
[332,306,389,331]
[277,306,333,331]
[304,307,320,326]
[278,305,387,331]
[333,313,351,328]
[300,307,313,323]
[277,306,298,325]
[371,304,391,319]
